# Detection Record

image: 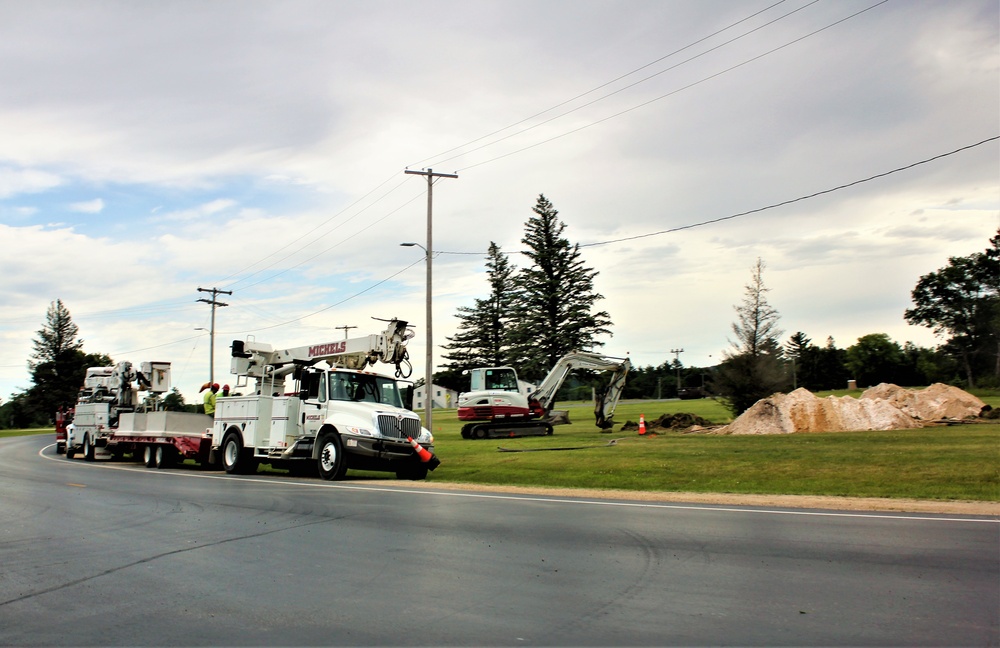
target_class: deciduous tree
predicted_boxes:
[904,229,1000,387]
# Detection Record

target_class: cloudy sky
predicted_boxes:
[1,0,997,405]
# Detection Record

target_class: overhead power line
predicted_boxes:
[457,0,890,172]
[410,0,795,169]
[577,136,1000,249]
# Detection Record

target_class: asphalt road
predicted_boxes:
[1,435,997,647]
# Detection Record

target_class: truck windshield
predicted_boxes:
[328,372,404,407]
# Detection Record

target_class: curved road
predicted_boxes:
[1,435,996,646]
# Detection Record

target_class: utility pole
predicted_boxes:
[197,287,232,384]
[670,348,684,394]
[336,325,357,340]
[403,167,458,432]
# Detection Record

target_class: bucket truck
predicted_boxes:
[64,361,215,467]
[216,318,439,480]
[457,351,631,439]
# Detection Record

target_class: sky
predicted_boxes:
[1,0,997,406]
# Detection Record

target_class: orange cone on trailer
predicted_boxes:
[638,414,646,436]
[407,436,441,471]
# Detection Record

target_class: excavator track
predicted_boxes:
[461,421,554,439]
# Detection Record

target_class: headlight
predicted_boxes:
[345,426,373,437]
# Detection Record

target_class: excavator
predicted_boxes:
[457,351,631,439]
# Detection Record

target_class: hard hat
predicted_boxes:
[212,383,220,389]
[223,384,230,390]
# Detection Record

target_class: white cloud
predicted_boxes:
[68,198,104,213]
[0,167,62,199]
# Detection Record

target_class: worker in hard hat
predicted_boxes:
[203,383,220,416]
[221,384,231,397]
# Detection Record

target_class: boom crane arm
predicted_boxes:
[231,319,415,382]
[531,352,632,429]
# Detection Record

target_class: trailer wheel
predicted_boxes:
[83,435,96,462]
[143,445,156,468]
[154,445,172,469]
[66,446,76,459]
[317,432,347,481]
[222,430,256,475]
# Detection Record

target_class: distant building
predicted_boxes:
[413,383,460,410]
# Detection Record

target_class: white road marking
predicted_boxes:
[38,443,998,524]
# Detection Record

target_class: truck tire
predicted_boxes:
[222,430,256,475]
[83,435,96,462]
[66,446,76,459]
[143,445,156,467]
[317,432,347,481]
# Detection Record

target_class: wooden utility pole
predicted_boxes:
[336,325,357,340]
[197,287,232,384]
[670,348,685,393]
[403,168,458,432]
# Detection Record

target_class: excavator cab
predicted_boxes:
[470,367,520,393]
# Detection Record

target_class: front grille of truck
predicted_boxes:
[376,414,422,440]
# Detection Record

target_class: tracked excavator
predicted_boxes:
[457,351,631,439]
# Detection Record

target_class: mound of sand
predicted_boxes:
[860,383,987,420]
[720,387,924,435]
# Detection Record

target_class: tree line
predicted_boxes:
[2,203,996,427]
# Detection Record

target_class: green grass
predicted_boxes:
[7,390,999,501]
[412,396,999,501]
[0,428,54,439]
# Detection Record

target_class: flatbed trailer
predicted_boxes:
[67,407,215,469]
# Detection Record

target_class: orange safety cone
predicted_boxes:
[407,436,441,471]
[638,414,647,436]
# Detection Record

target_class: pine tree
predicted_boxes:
[713,259,786,415]
[506,194,612,381]
[441,242,517,372]
[22,300,112,424]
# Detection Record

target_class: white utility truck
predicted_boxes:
[64,361,214,468]
[457,351,631,439]
[216,319,438,480]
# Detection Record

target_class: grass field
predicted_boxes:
[8,391,999,502]
[414,395,999,501]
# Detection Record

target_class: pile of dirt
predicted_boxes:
[860,383,988,420]
[621,412,716,433]
[719,383,988,435]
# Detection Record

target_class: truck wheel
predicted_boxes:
[222,430,256,475]
[154,446,172,469]
[83,435,96,462]
[66,447,76,459]
[317,433,347,481]
[143,445,156,467]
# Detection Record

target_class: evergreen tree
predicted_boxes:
[506,195,612,381]
[785,331,811,389]
[712,259,786,415]
[16,300,112,426]
[441,242,517,373]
